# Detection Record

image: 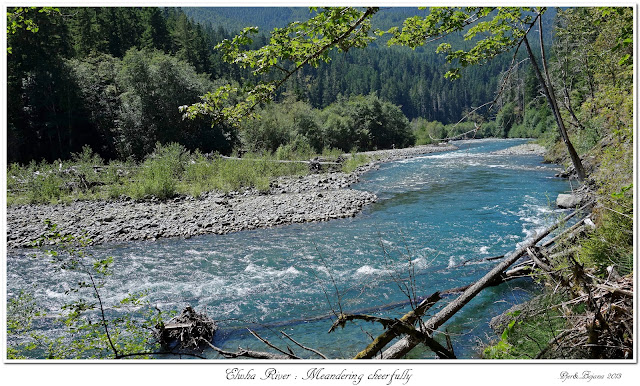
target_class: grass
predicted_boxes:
[7,143,373,205]
[341,152,370,174]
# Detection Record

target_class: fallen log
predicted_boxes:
[595,284,634,299]
[526,247,553,272]
[441,264,534,295]
[380,204,589,359]
[220,155,341,165]
[203,340,292,359]
[280,330,328,359]
[541,217,587,248]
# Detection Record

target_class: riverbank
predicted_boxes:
[491,142,546,156]
[6,143,457,249]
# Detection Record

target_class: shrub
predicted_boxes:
[70,145,104,191]
[130,143,187,199]
[342,152,369,174]
[24,160,65,204]
[482,295,567,359]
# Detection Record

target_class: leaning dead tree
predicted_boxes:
[315,201,591,359]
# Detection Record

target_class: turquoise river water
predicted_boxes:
[7,138,572,359]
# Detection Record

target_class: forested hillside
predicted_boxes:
[6,7,554,164]
[185,7,557,122]
[7,7,245,163]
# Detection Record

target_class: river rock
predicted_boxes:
[556,193,585,209]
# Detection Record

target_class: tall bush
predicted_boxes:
[131,142,187,199]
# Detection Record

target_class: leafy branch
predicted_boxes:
[180,7,379,127]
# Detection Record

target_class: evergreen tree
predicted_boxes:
[141,7,170,51]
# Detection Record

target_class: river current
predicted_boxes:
[7,139,571,359]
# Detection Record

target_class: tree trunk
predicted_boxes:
[522,15,586,180]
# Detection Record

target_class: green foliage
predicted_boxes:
[117,49,230,159]
[444,121,477,139]
[26,163,65,204]
[341,153,370,174]
[65,54,122,158]
[6,289,47,359]
[412,118,440,144]
[185,151,309,194]
[7,6,550,164]
[579,208,633,276]
[241,98,314,153]
[182,7,380,126]
[322,94,415,151]
[496,102,518,136]
[129,143,187,200]
[274,139,314,161]
[214,156,271,193]
[388,7,537,79]
[506,103,553,139]
[482,337,515,359]
[481,120,502,137]
[8,142,353,204]
[578,117,633,276]
[181,149,314,195]
[239,94,413,154]
[70,145,105,190]
[7,6,239,164]
[483,296,567,359]
[6,7,60,53]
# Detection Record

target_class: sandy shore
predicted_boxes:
[6,143,457,249]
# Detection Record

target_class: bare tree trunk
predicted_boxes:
[522,14,586,180]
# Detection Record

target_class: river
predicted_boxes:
[6,138,571,359]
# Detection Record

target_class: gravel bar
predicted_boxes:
[6,144,457,249]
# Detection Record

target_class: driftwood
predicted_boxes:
[156,306,217,350]
[328,292,455,359]
[526,247,553,272]
[203,328,330,359]
[379,204,589,359]
[541,217,587,248]
[447,254,505,270]
[280,330,328,359]
[220,155,341,165]
[534,275,633,359]
[441,263,534,295]
[204,340,292,359]
[248,328,300,359]
[219,155,342,173]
